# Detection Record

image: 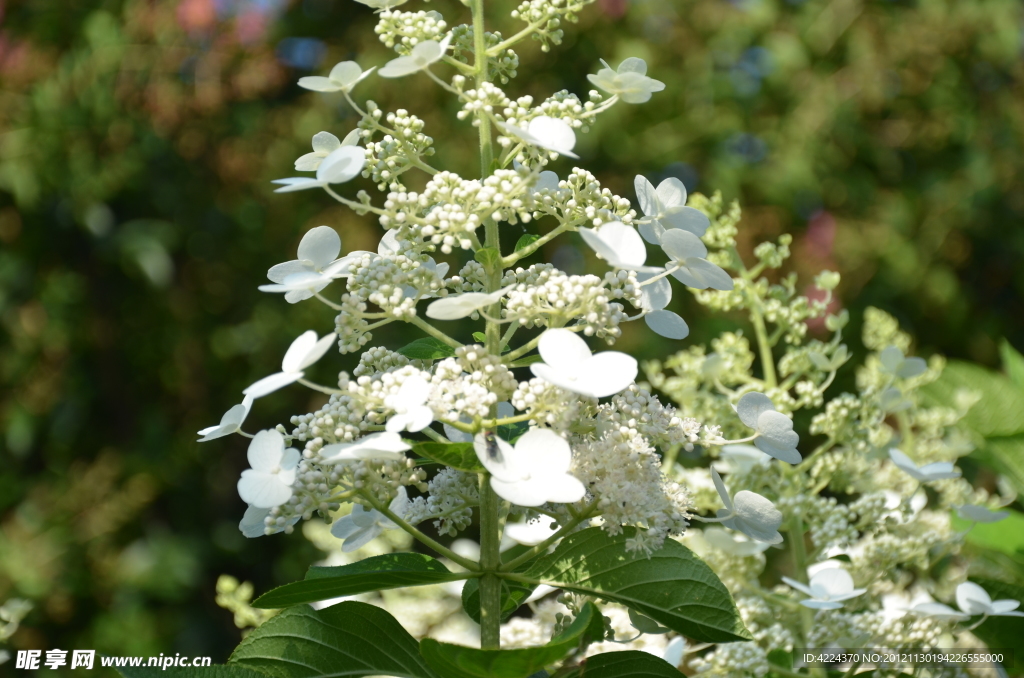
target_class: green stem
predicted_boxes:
[361,492,480,571]
[478,475,502,649]
[407,315,463,349]
[501,219,580,267]
[750,303,777,389]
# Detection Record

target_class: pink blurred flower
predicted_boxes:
[177,0,217,34]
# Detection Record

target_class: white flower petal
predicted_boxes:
[426,291,501,320]
[340,524,380,552]
[957,504,1010,523]
[504,519,559,546]
[711,467,733,511]
[473,432,523,482]
[272,177,325,193]
[580,222,648,269]
[516,429,571,473]
[243,371,304,399]
[317,145,366,184]
[311,131,342,154]
[634,175,659,218]
[656,177,687,210]
[330,515,361,540]
[526,116,578,158]
[732,490,784,543]
[663,637,685,668]
[298,332,337,370]
[246,429,285,471]
[297,76,342,92]
[637,271,672,310]
[781,576,814,597]
[537,329,592,374]
[956,582,992,616]
[645,310,690,339]
[239,505,271,538]
[911,602,969,620]
[800,599,844,610]
[660,228,708,261]
[662,207,710,236]
[298,226,342,269]
[282,330,319,373]
[295,152,323,172]
[737,392,776,429]
[268,260,313,283]
[238,469,293,508]
[329,61,363,86]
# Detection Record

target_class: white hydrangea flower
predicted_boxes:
[243,330,337,399]
[956,504,1009,523]
[239,505,298,538]
[379,34,453,78]
[197,395,253,442]
[888,449,961,482]
[497,116,579,159]
[530,329,637,399]
[702,526,771,556]
[294,130,361,171]
[384,375,434,432]
[473,429,586,507]
[259,226,355,303]
[298,61,376,93]
[237,430,300,509]
[634,271,688,339]
[426,286,510,320]
[587,58,665,104]
[711,468,783,544]
[578,221,660,272]
[663,636,686,668]
[320,432,411,463]
[781,568,866,610]
[880,345,927,379]
[955,581,1024,617]
[660,229,734,291]
[504,517,559,546]
[353,0,408,9]
[634,175,710,244]
[736,392,801,464]
[331,488,410,552]
[272,145,366,193]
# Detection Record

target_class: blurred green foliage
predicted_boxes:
[1,0,1023,666]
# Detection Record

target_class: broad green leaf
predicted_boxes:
[411,441,485,473]
[573,650,682,677]
[967,578,1024,669]
[398,337,456,360]
[118,667,269,678]
[976,436,1024,498]
[515,234,540,253]
[420,602,604,678]
[230,602,440,678]
[921,361,1024,437]
[252,553,473,608]
[1001,340,1024,390]
[509,354,544,368]
[512,527,750,642]
[952,510,1024,556]
[475,247,502,269]
[460,577,534,624]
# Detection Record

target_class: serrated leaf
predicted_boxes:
[574,651,682,677]
[1001,340,1024,390]
[511,527,750,642]
[461,577,534,624]
[410,441,485,473]
[509,354,544,368]
[921,361,1024,437]
[230,602,440,678]
[118,667,269,678]
[475,247,502,269]
[398,337,456,360]
[420,602,604,678]
[252,553,473,608]
[515,234,540,253]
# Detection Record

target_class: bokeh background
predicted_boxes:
[2,0,1023,668]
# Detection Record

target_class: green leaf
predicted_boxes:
[515,234,540,253]
[118,667,269,678]
[952,510,1024,556]
[475,247,502,269]
[574,651,682,677]
[972,435,1024,498]
[1001,340,1024,390]
[497,419,530,443]
[967,578,1024,669]
[921,360,1024,437]
[252,553,473,608]
[230,602,440,678]
[411,441,485,473]
[420,602,604,678]
[398,337,456,360]
[460,577,534,624]
[473,332,488,343]
[513,526,750,642]
[509,354,544,368]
